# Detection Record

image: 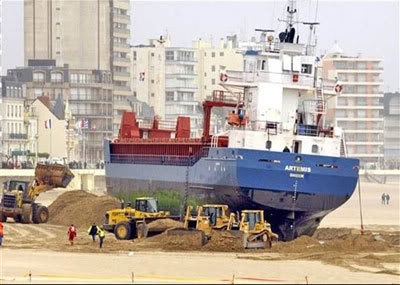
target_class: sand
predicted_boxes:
[1,182,399,283]
[48,190,120,229]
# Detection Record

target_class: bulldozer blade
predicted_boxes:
[166,228,207,246]
[245,241,265,249]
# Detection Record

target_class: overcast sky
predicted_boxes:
[2,0,399,92]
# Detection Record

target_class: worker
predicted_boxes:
[67,224,77,246]
[88,223,98,242]
[0,222,3,246]
[97,226,105,249]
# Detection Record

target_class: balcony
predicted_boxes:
[113,27,130,35]
[3,133,28,140]
[71,110,113,117]
[113,86,131,92]
[113,57,130,63]
[113,71,131,78]
[113,42,130,50]
[113,13,130,21]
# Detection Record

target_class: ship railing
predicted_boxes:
[110,151,209,166]
[138,119,177,130]
[209,90,244,104]
[294,124,319,137]
[249,121,282,134]
[340,133,348,157]
[211,131,229,148]
[301,100,326,115]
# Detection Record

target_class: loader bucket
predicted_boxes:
[35,163,75,188]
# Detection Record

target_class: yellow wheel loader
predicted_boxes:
[0,163,74,224]
[103,197,180,240]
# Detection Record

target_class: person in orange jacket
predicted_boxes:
[0,222,3,246]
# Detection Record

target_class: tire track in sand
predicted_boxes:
[4,223,30,237]
[24,224,57,239]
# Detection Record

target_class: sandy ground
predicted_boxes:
[0,182,399,284]
[321,182,400,230]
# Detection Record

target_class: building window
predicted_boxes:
[211,65,216,72]
[33,72,45,82]
[166,91,174,101]
[151,53,155,57]
[151,80,154,84]
[166,51,174,61]
[312,145,319,153]
[212,52,215,58]
[133,91,137,98]
[219,52,224,56]
[133,51,137,61]
[212,79,216,85]
[301,64,312,74]
[51,72,63,83]
[204,72,207,77]
[151,93,155,97]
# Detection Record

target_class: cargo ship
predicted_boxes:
[104,1,360,241]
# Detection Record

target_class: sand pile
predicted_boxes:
[148,219,183,231]
[48,190,120,229]
[203,231,244,252]
[145,230,205,250]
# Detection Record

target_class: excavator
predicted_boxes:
[0,163,74,224]
[168,204,278,248]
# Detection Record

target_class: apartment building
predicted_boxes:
[322,43,384,166]
[0,0,2,76]
[7,60,113,163]
[131,36,244,137]
[384,92,400,167]
[111,0,132,135]
[0,0,3,159]
[24,0,131,137]
[194,36,243,102]
[131,37,201,137]
[0,77,27,162]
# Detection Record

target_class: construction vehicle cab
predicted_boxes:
[240,210,278,249]
[0,163,74,224]
[104,197,179,240]
[134,197,158,213]
[183,204,237,237]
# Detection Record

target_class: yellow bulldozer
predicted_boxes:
[103,197,180,240]
[168,204,278,249]
[239,210,279,249]
[0,163,74,224]
[183,204,238,236]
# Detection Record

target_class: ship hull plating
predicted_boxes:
[105,145,359,241]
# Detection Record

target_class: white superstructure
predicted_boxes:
[217,0,344,158]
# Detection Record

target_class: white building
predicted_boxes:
[0,77,28,165]
[322,43,385,166]
[0,0,3,160]
[131,35,244,137]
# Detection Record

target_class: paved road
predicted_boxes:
[1,249,398,284]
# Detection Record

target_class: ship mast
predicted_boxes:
[286,0,297,30]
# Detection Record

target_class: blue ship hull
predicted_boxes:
[104,141,359,240]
